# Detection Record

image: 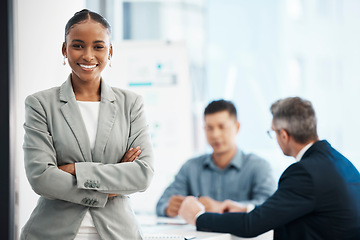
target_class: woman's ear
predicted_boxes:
[62,42,67,56]
[109,44,113,59]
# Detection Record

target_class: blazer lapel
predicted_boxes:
[92,79,117,163]
[59,76,93,163]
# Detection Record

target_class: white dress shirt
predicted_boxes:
[295,142,314,162]
[75,101,101,240]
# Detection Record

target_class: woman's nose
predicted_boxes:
[82,48,94,62]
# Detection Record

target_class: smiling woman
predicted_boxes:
[20,9,154,240]
[62,10,113,101]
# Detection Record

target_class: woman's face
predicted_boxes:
[62,19,112,83]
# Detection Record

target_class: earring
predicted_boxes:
[108,57,112,67]
[63,55,67,65]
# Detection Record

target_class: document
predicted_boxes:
[144,233,196,239]
[157,216,187,225]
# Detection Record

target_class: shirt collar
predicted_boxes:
[295,142,314,162]
[203,149,243,171]
[60,74,116,103]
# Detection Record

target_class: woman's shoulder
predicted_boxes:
[26,86,60,103]
[110,87,140,97]
[110,87,143,103]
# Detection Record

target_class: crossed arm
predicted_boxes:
[24,94,153,207]
[58,146,142,198]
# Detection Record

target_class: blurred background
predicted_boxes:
[11,0,360,238]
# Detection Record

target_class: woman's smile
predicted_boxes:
[78,63,98,71]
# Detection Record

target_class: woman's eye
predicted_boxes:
[95,45,104,49]
[72,44,83,49]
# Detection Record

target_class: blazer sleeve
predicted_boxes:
[23,95,109,207]
[75,95,154,195]
[196,163,316,237]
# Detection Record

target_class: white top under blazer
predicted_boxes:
[76,100,101,239]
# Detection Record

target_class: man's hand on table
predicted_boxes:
[179,196,205,225]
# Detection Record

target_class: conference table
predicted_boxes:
[138,214,273,240]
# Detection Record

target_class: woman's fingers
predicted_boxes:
[121,146,141,162]
[108,193,118,198]
[58,163,76,175]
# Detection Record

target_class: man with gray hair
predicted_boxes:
[179,97,360,240]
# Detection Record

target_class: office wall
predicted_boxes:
[14,0,85,236]
[206,0,360,179]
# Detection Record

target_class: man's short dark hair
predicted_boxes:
[204,99,237,119]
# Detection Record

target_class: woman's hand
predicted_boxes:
[58,163,76,176]
[121,146,141,163]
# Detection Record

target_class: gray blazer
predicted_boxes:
[21,76,154,240]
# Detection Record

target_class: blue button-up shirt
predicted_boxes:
[156,149,276,216]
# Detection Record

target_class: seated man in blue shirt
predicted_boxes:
[156,99,276,217]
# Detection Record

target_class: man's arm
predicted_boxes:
[156,163,191,217]
[198,196,223,213]
[181,163,315,237]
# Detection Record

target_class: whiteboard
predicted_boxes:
[103,40,194,213]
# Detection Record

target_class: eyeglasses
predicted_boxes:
[267,129,279,139]
[267,128,288,139]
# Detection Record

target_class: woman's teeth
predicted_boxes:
[79,64,96,69]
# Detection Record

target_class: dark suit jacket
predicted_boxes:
[196,140,360,240]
